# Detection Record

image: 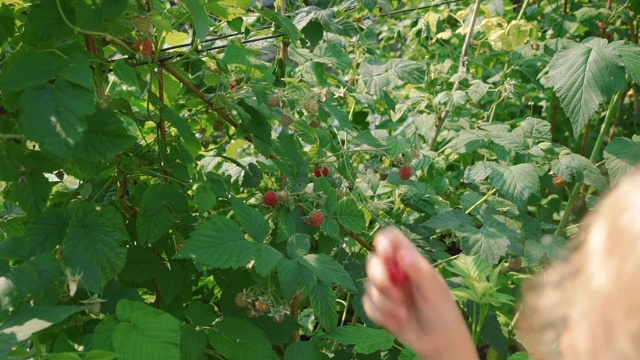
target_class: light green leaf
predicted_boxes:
[335,199,365,233]
[604,137,640,184]
[257,7,299,42]
[446,254,493,280]
[546,38,627,137]
[518,117,552,144]
[19,80,94,158]
[254,244,284,277]
[325,325,395,354]
[359,0,377,12]
[159,105,201,157]
[489,163,540,207]
[284,341,330,360]
[231,197,269,243]
[459,225,511,264]
[299,254,357,292]
[113,301,181,360]
[63,203,128,292]
[524,235,567,264]
[464,161,494,183]
[310,282,338,332]
[208,317,278,360]
[175,216,254,269]
[489,131,528,152]
[388,59,426,84]
[75,110,136,161]
[0,305,86,342]
[277,259,317,298]
[551,153,607,191]
[184,0,209,41]
[293,6,335,29]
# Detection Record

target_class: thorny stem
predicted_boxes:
[157,67,169,182]
[554,92,622,236]
[428,0,482,151]
[345,230,375,252]
[290,293,302,341]
[279,0,290,62]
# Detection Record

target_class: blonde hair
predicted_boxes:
[518,168,640,359]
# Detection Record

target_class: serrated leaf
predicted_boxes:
[490,131,528,152]
[518,118,552,144]
[551,153,607,191]
[119,246,164,283]
[610,41,640,84]
[0,50,58,91]
[137,185,172,246]
[0,305,87,341]
[19,80,94,158]
[113,301,181,360]
[359,0,377,12]
[464,161,494,183]
[293,6,335,29]
[184,302,216,327]
[310,282,338,332]
[184,0,209,41]
[75,110,136,161]
[325,325,395,354]
[75,0,127,31]
[299,254,357,292]
[488,163,540,208]
[284,341,330,360]
[254,244,284,277]
[6,253,63,305]
[546,38,627,137]
[335,199,365,233]
[208,317,278,360]
[258,7,299,42]
[25,208,69,257]
[63,203,128,292]
[388,59,426,84]
[446,254,493,280]
[231,197,269,243]
[158,263,184,303]
[604,137,640,184]
[175,216,254,269]
[158,101,201,158]
[423,209,473,231]
[277,259,317,298]
[7,172,52,215]
[458,225,511,264]
[524,235,567,264]
[287,234,311,258]
[180,325,208,360]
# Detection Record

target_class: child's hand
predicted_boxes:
[363,227,478,360]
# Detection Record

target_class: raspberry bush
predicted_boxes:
[0,0,640,359]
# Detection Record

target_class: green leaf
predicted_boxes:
[194,184,216,214]
[359,0,377,12]
[388,59,426,84]
[159,104,201,158]
[185,301,216,327]
[524,235,567,264]
[299,254,357,292]
[7,171,52,215]
[119,246,164,283]
[0,50,58,91]
[610,41,640,84]
[325,325,395,354]
[6,254,63,305]
[287,234,311,258]
[284,341,330,360]
[75,110,136,161]
[464,161,494,183]
[137,184,173,246]
[458,224,511,264]
[310,282,338,332]
[222,40,262,67]
[208,317,278,360]
[20,1,74,46]
[257,7,299,42]
[113,301,181,360]
[231,197,269,243]
[335,199,366,233]
[63,203,128,292]
[175,215,254,269]
[423,209,473,231]
[518,117,552,146]
[604,137,640,184]
[184,0,209,41]
[0,305,86,342]
[113,60,139,88]
[446,254,493,280]
[85,350,118,360]
[488,163,540,208]
[551,153,607,191]
[75,0,127,31]
[158,263,184,303]
[24,209,68,257]
[0,4,16,46]
[254,244,284,277]
[546,38,627,137]
[180,325,208,360]
[59,53,95,90]
[277,258,317,298]
[19,80,95,158]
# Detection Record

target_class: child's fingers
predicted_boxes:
[363,282,408,330]
[366,255,404,302]
[373,227,416,259]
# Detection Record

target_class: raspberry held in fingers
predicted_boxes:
[387,257,408,286]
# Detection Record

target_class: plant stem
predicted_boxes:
[345,230,375,252]
[516,0,530,20]
[554,92,622,236]
[465,189,496,214]
[429,0,482,151]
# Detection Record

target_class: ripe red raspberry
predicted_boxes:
[598,22,605,30]
[321,166,329,177]
[308,211,324,227]
[313,168,322,178]
[229,81,237,90]
[399,166,413,180]
[135,40,153,57]
[387,257,408,287]
[263,191,278,206]
[553,176,567,189]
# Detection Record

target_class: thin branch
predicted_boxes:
[345,230,374,252]
[428,0,482,151]
[158,67,169,182]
